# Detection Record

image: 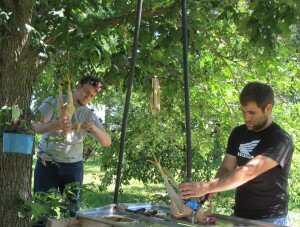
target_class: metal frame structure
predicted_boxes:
[114,0,192,204]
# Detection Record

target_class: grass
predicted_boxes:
[81,159,235,215]
[81,160,170,209]
[32,156,299,225]
[81,158,300,226]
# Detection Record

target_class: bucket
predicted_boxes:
[3,133,34,155]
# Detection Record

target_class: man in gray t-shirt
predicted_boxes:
[33,76,111,217]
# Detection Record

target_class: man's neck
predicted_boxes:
[254,118,273,132]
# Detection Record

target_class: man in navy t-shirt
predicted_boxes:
[180,82,294,226]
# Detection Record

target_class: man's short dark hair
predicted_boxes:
[239,82,274,110]
[79,76,101,91]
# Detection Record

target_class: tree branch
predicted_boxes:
[45,1,180,45]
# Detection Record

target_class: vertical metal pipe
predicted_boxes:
[181,0,192,182]
[114,0,143,204]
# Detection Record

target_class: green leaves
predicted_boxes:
[11,106,22,122]
[0,9,12,23]
[12,0,297,207]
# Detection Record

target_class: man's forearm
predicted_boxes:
[32,121,56,134]
[215,167,232,179]
[92,127,111,147]
[207,155,278,194]
[208,165,256,193]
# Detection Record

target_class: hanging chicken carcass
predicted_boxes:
[150,77,160,115]
[57,74,76,140]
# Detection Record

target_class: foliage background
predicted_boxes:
[29,0,300,211]
[1,0,299,224]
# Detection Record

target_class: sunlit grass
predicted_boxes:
[80,159,236,215]
[32,156,299,225]
[81,160,169,210]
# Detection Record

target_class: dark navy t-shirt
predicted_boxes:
[226,122,294,219]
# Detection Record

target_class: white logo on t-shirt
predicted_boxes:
[238,140,260,159]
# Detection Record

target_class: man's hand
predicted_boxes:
[82,120,97,133]
[207,192,218,200]
[179,182,209,200]
[51,116,71,131]
[82,120,112,147]
[32,116,71,134]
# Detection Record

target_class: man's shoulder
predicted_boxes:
[232,124,247,133]
[44,96,56,102]
[268,122,291,138]
[272,122,292,141]
[262,122,294,148]
[74,105,94,117]
[38,96,56,109]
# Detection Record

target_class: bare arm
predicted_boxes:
[215,154,237,178]
[180,154,278,199]
[91,126,111,147]
[207,154,237,199]
[207,155,278,193]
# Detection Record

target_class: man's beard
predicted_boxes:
[251,114,268,131]
[77,99,86,107]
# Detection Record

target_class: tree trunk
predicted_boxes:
[0,61,37,226]
[0,153,33,226]
[0,70,35,226]
[0,1,38,226]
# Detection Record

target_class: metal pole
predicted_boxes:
[181,0,192,182]
[113,0,143,204]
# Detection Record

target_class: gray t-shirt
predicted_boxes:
[37,96,103,163]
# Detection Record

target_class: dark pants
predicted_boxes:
[34,159,83,216]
